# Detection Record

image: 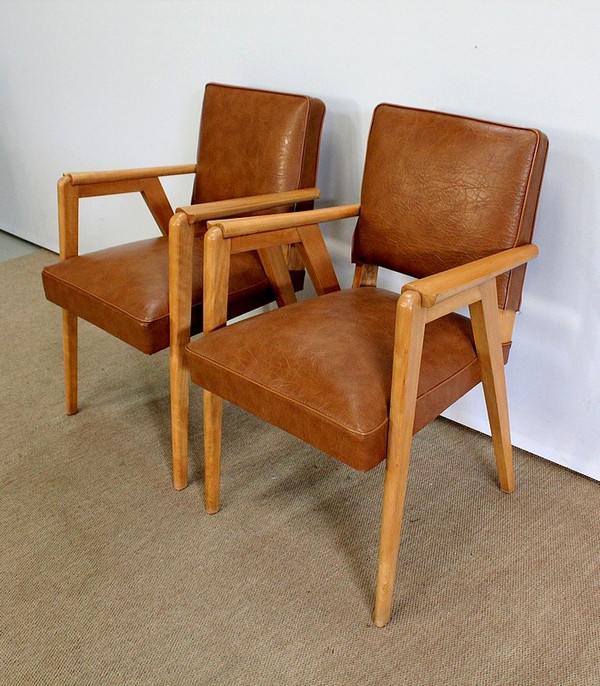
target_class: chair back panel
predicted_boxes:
[352,104,548,309]
[192,84,325,208]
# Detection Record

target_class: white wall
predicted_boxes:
[1,0,598,480]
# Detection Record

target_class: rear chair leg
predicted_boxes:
[204,390,223,514]
[62,310,78,415]
[469,280,515,493]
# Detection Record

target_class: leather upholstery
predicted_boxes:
[185,103,547,627]
[43,236,304,354]
[42,84,325,354]
[185,103,546,473]
[192,83,325,213]
[352,104,548,310]
[187,288,509,471]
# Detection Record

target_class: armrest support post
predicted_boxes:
[139,177,174,236]
[58,176,79,259]
[202,203,359,299]
[469,279,515,492]
[58,164,196,243]
[203,227,232,334]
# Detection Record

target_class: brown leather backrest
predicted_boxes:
[352,104,548,310]
[192,83,325,210]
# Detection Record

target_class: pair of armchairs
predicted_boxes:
[43,84,548,626]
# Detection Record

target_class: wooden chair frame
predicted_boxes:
[57,164,319,489]
[198,205,538,627]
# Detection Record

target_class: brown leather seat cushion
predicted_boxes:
[43,237,303,355]
[186,288,509,470]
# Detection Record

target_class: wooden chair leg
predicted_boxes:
[204,390,223,514]
[373,292,426,627]
[169,212,196,490]
[469,280,515,494]
[62,309,78,415]
[374,433,414,628]
[170,348,189,491]
[201,227,230,511]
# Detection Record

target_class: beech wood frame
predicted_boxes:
[198,204,538,627]
[56,165,320,489]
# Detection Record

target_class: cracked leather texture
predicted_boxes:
[187,288,509,471]
[42,84,324,353]
[192,83,325,213]
[42,236,305,354]
[352,104,548,310]
[187,103,546,471]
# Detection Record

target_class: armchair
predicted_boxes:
[184,103,548,626]
[42,83,325,489]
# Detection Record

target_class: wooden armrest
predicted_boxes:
[65,164,196,186]
[58,165,196,253]
[177,188,321,224]
[208,204,361,238]
[194,203,351,333]
[402,244,539,308]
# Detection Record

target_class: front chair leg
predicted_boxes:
[374,434,414,628]
[169,211,196,490]
[374,291,426,627]
[469,280,515,494]
[170,350,190,491]
[62,310,78,415]
[204,390,223,514]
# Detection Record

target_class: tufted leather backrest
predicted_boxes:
[352,104,548,310]
[192,83,325,211]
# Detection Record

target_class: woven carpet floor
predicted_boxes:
[1,250,599,685]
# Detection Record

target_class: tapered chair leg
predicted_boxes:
[62,310,78,415]
[374,436,414,628]
[204,390,223,514]
[469,280,515,494]
[170,351,189,491]
[373,292,426,627]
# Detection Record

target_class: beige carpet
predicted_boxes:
[2,250,599,685]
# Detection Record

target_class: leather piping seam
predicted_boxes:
[372,103,542,311]
[43,269,274,325]
[190,352,388,440]
[298,98,324,196]
[189,344,502,440]
[295,99,313,194]
[503,130,542,310]
[375,103,543,139]
[204,82,312,202]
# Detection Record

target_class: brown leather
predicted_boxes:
[186,288,510,471]
[43,237,304,355]
[192,83,325,213]
[187,103,546,474]
[42,84,324,354]
[352,104,548,310]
